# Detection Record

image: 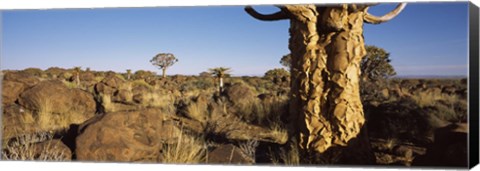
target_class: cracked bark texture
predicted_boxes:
[246,3,405,163]
[285,4,368,154]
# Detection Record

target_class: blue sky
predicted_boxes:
[1,2,469,76]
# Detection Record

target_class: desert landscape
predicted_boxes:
[0,2,470,169]
[0,59,468,167]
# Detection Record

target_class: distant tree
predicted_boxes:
[126,69,132,80]
[199,71,211,77]
[209,67,231,93]
[279,54,292,69]
[264,68,290,84]
[73,66,82,86]
[361,45,396,82]
[150,53,178,78]
[360,45,397,103]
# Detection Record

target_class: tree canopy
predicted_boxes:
[361,45,396,82]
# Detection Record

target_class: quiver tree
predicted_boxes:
[126,69,132,80]
[73,66,82,86]
[150,53,178,78]
[246,3,406,162]
[208,67,231,94]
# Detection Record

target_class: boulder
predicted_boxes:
[17,80,96,131]
[80,72,95,82]
[18,80,96,115]
[75,109,182,162]
[102,75,125,89]
[94,83,116,95]
[2,81,26,105]
[112,89,133,104]
[224,82,256,105]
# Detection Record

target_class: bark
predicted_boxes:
[284,5,370,161]
[75,73,81,86]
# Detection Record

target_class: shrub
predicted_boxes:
[264,68,290,85]
[2,132,69,161]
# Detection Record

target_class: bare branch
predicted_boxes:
[244,6,288,21]
[364,3,407,24]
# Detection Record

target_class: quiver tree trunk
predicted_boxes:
[162,68,167,78]
[286,5,367,158]
[219,77,224,93]
[246,3,406,164]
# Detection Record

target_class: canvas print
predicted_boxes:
[0,1,475,169]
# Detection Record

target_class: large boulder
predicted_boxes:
[224,82,256,105]
[75,109,182,162]
[18,80,96,115]
[2,81,26,105]
[17,80,96,131]
[2,71,40,106]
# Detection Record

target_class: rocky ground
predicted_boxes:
[0,67,469,168]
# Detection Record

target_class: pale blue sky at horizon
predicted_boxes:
[1,2,469,76]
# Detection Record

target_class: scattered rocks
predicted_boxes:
[3,71,40,88]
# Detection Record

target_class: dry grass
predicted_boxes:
[131,79,154,90]
[385,138,398,151]
[238,140,259,161]
[235,94,288,126]
[268,122,289,145]
[61,80,78,89]
[271,142,300,166]
[410,90,458,108]
[141,91,175,114]
[186,100,208,124]
[2,132,68,161]
[159,128,207,164]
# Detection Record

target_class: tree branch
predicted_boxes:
[364,3,407,24]
[244,6,289,21]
